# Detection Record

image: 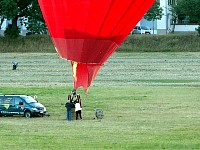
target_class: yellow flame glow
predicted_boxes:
[72,61,78,81]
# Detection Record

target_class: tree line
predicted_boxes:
[0,0,200,38]
[0,0,45,38]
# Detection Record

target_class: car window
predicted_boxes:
[141,26,150,30]
[0,96,3,104]
[20,96,37,104]
[4,97,14,105]
[14,97,23,105]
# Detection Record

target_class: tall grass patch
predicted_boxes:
[0,34,200,53]
[0,35,55,53]
[118,34,200,52]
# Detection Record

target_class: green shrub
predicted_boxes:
[195,25,200,36]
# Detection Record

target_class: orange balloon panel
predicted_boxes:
[38,0,155,90]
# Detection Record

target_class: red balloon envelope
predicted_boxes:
[38,0,155,91]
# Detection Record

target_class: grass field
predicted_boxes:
[0,52,200,149]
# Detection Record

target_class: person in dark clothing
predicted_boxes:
[65,95,73,121]
[70,89,77,102]
[12,61,18,70]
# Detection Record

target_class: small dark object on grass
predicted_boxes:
[95,109,104,120]
[12,61,18,70]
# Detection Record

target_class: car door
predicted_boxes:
[13,97,24,115]
[3,96,15,115]
[5,96,23,116]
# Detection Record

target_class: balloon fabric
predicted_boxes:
[38,0,155,91]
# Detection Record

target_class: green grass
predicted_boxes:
[0,52,200,149]
[0,86,200,149]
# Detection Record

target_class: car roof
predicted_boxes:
[141,26,150,29]
[0,95,28,97]
[135,25,150,28]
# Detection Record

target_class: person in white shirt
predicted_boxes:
[75,94,82,120]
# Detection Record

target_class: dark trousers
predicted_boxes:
[76,110,82,120]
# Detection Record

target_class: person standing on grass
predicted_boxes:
[75,94,82,120]
[65,95,73,121]
[71,89,78,103]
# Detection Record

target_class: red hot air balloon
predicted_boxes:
[38,0,155,91]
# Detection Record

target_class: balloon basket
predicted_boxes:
[72,108,76,120]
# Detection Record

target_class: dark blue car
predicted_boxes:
[0,95,48,118]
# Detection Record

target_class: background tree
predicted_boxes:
[0,16,5,30]
[176,0,200,35]
[0,0,46,38]
[177,0,200,23]
[0,0,31,38]
[144,0,163,34]
[25,0,47,35]
[168,3,179,33]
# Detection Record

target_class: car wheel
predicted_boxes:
[24,111,31,118]
[0,112,2,117]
